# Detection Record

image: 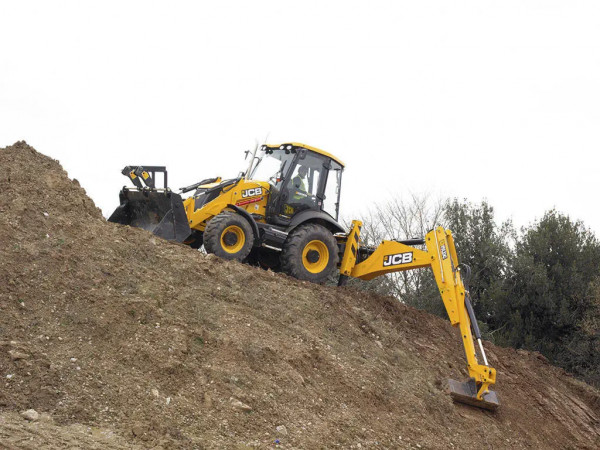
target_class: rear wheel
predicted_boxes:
[204,212,254,260]
[281,223,339,283]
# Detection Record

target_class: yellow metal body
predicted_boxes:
[340,221,497,401]
[178,142,344,235]
[182,178,270,232]
[264,142,345,167]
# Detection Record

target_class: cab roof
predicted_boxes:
[262,142,345,168]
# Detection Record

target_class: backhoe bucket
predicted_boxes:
[108,189,191,242]
[448,378,499,411]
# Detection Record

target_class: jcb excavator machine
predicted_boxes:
[109,143,499,410]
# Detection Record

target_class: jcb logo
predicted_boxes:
[383,252,413,267]
[242,187,262,198]
[440,244,448,260]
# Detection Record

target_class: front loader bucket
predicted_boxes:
[108,189,191,242]
[448,378,500,411]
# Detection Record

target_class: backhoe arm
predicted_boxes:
[339,221,499,410]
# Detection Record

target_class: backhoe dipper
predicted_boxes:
[109,142,500,410]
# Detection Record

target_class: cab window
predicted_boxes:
[283,153,324,211]
[323,161,342,219]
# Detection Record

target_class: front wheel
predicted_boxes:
[204,212,254,261]
[281,223,339,283]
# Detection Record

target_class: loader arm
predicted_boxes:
[339,220,499,410]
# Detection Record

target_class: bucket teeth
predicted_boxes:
[448,378,500,411]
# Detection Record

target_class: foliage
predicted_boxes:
[442,199,515,328]
[492,211,600,384]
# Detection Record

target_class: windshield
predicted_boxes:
[249,148,296,186]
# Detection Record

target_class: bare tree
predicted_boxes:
[341,192,445,304]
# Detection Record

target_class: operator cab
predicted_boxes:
[249,143,344,226]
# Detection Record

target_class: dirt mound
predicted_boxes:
[1,141,599,449]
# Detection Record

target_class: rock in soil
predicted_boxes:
[21,409,39,422]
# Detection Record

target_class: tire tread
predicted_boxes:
[204,212,254,260]
[281,223,338,283]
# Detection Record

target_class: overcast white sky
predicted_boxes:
[1,1,599,234]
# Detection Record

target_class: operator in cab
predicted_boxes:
[292,165,308,191]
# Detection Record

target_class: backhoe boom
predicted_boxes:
[339,221,499,410]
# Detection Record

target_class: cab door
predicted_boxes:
[269,149,327,225]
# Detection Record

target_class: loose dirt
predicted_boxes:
[1,141,599,449]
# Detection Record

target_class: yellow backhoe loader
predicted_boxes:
[109,143,499,410]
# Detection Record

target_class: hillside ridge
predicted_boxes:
[1,141,599,449]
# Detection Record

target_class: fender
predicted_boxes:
[227,204,260,246]
[287,210,345,234]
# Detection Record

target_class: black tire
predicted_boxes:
[204,212,254,261]
[281,223,339,283]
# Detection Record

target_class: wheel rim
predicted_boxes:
[220,225,245,254]
[302,240,329,274]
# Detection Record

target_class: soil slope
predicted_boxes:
[1,141,599,449]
